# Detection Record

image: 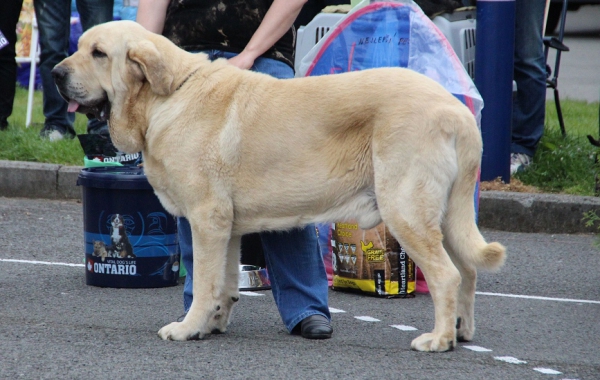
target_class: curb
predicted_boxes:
[2,160,599,235]
[479,191,600,234]
[0,160,82,200]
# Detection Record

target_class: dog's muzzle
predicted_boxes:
[51,65,111,122]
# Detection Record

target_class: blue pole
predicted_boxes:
[475,0,516,183]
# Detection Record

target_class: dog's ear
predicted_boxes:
[127,40,174,96]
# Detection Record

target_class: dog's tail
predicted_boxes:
[443,114,506,271]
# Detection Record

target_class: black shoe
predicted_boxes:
[293,315,333,339]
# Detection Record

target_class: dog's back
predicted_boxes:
[225,68,482,231]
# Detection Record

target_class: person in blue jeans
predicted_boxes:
[510,0,547,174]
[137,0,332,339]
[34,0,113,140]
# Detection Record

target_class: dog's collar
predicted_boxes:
[175,68,200,91]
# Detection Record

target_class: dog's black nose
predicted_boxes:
[51,66,68,83]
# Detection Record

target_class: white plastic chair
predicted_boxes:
[15,16,40,128]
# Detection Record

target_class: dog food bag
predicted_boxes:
[331,221,415,298]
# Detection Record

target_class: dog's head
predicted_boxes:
[52,21,195,153]
[93,240,106,251]
[111,214,123,228]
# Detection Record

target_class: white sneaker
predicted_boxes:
[39,125,75,141]
[510,153,532,175]
[46,130,65,141]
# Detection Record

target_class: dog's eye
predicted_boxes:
[92,49,107,58]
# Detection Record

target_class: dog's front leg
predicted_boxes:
[209,235,241,334]
[158,215,232,341]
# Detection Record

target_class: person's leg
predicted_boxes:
[34,0,77,139]
[75,0,114,30]
[260,227,331,332]
[0,0,24,129]
[76,0,114,135]
[511,0,546,158]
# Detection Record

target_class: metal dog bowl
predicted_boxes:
[239,264,271,291]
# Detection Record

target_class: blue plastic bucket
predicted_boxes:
[77,166,179,288]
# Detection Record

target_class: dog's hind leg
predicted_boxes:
[441,122,505,342]
[443,242,477,342]
[441,186,506,342]
[376,168,461,352]
[158,209,232,341]
[208,235,241,334]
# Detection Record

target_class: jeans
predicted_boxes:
[0,0,24,127]
[33,0,114,135]
[511,0,546,157]
[180,50,330,332]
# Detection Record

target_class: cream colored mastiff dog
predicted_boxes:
[53,21,505,352]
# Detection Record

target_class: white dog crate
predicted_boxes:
[294,13,345,76]
[432,9,477,79]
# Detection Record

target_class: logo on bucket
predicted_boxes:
[86,213,142,276]
[87,258,137,275]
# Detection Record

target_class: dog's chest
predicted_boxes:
[141,161,184,217]
[111,227,121,243]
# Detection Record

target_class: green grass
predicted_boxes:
[3,87,600,195]
[3,87,88,166]
[514,99,600,196]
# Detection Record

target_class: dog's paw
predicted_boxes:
[157,321,205,341]
[208,302,236,333]
[206,310,228,334]
[411,332,456,352]
[207,293,239,333]
[456,317,475,342]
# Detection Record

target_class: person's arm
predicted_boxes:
[228,0,308,70]
[136,0,170,33]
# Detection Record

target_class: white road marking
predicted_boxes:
[354,316,380,322]
[494,356,527,364]
[0,258,84,267]
[239,291,265,297]
[390,324,418,331]
[463,345,492,352]
[476,291,600,305]
[533,368,562,375]
[329,307,346,313]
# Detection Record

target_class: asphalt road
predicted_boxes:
[1,197,599,379]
